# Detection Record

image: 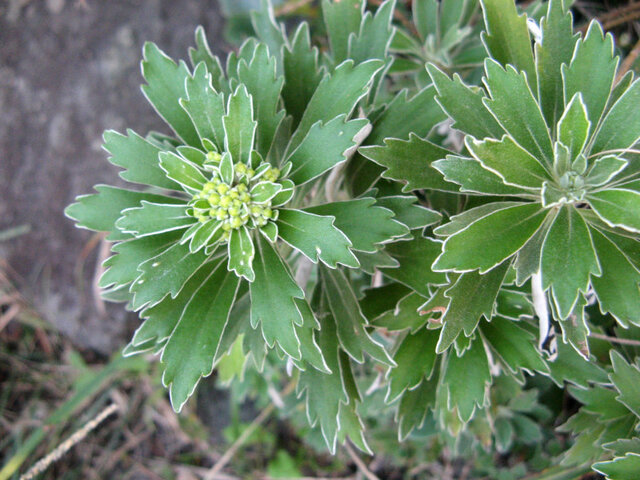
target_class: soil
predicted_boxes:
[0,0,229,353]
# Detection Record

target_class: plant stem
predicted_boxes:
[589,333,640,347]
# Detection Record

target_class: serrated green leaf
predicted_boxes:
[104,129,180,190]
[427,64,504,139]
[436,261,510,353]
[116,202,195,237]
[558,93,590,161]
[397,374,438,440]
[130,241,208,310]
[306,198,407,253]
[610,351,640,419]
[587,189,640,234]
[380,237,447,296]
[249,0,286,64]
[355,249,399,274]
[223,85,256,165]
[100,231,181,289]
[65,186,181,240]
[292,298,329,373]
[443,336,490,422]
[434,202,547,273]
[227,226,255,281]
[535,0,579,128]
[592,79,640,155]
[237,43,285,158]
[277,209,358,268]
[321,0,364,64]
[494,416,514,453]
[181,62,226,151]
[375,196,441,230]
[591,229,640,328]
[568,385,631,421]
[483,59,553,165]
[161,258,240,411]
[286,116,369,185]
[336,400,371,455]
[159,151,207,192]
[432,155,526,195]
[373,291,430,332]
[360,135,458,192]
[603,438,640,457]
[481,0,537,92]
[131,261,219,348]
[387,327,438,402]
[349,0,395,65]
[360,283,411,321]
[288,59,383,152]
[481,316,549,374]
[594,454,640,480]
[549,340,609,388]
[283,23,324,128]
[141,42,200,147]
[541,207,601,319]
[434,202,522,237]
[250,235,304,358]
[562,21,617,130]
[189,26,226,90]
[347,86,449,195]
[297,306,353,453]
[321,266,393,366]
[466,135,551,189]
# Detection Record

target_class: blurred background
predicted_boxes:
[1,1,639,479]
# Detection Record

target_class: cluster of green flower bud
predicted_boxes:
[188,152,282,242]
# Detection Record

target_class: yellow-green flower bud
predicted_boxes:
[208,193,220,206]
[219,196,231,208]
[221,222,232,231]
[230,217,243,229]
[206,151,221,163]
[216,183,230,195]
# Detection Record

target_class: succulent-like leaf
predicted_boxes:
[306,198,408,253]
[380,236,447,296]
[541,207,601,319]
[141,42,201,147]
[116,202,195,237]
[277,209,359,268]
[587,189,640,234]
[104,129,181,190]
[250,235,305,359]
[443,336,490,422]
[223,85,257,165]
[360,135,457,192]
[321,266,394,366]
[161,258,240,411]
[435,261,510,352]
[386,327,438,402]
[609,351,640,419]
[130,241,209,310]
[227,226,255,282]
[321,0,365,64]
[286,116,369,185]
[375,195,442,230]
[562,21,617,129]
[181,62,226,151]
[433,202,548,273]
[432,155,525,195]
[591,80,640,155]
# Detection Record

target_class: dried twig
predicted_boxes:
[205,381,296,479]
[343,442,380,480]
[617,37,640,81]
[578,1,640,33]
[589,333,640,347]
[19,403,120,480]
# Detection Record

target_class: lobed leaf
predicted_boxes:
[250,235,305,359]
[306,198,408,253]
[141,42,200,147]
[277,209,359,268]
[161,258,240,412]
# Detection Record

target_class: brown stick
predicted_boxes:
[589,333,640,347]
[617,37,640,82]
[578,1,640,32]
[344,442,380,480]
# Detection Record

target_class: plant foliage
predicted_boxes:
[66,0,640,477]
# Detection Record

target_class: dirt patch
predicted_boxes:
[0,0,229,353]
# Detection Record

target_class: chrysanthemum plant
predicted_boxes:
[67,0,640,474]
